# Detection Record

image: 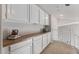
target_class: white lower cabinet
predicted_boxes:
[42,32,51,50]
[75,38,79,49]
[3,46,10,54]
[3,32,51,54]
[10,45,32,54]
[47,32,51,44]
[10,38,32,54]
[32,35,42,54]
[42,34,48,49]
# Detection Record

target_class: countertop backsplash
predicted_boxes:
[3,21,44,39]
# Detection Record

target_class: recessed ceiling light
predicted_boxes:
[60,14,63,17]
[65,4,70,6]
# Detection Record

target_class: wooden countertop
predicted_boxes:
[3,32,50,47]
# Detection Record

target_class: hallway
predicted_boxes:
[42,41,79,54]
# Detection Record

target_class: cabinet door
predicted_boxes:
[7,4,29,24]
[10,38,32,54]
[47,32,51,44]
[30,5,39,24]
[45,13,49,25]
[42,34,48,49]
[32,35,42,54]
[39,9,45,25]
[2,5,7,20]
[3,47,10,54]
[75,36,79,49]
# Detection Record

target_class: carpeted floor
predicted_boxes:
[42,41,79,54]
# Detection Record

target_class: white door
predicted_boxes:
[30,5,39,24]
[32,35,42,54]
[6,4,29,24]
[40,9,45,25]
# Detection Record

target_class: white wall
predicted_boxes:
[51,15,58,41]
[58,18,79,26]
[3,21,44,39]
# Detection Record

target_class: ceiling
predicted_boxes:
[38,4,79,20]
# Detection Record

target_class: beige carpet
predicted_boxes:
[42,41,79,54]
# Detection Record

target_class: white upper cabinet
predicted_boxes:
[2,5,7,20]
[40,9,49,25]
[30,5,40,24]
[6,4,29,24]
[45,13,49,25]
[39,9,45,25]
[2,4,50,25]
[2,4,49,25]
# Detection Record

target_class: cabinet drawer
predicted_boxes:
[33,35,42,40]
[10,38,32,51]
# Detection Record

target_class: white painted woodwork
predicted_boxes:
[6,4,29,24]
[39,9,45,25]
[32,35,42,54]
[42,34,48,49]
[2,32,51,54]
[10,44,32,54]
[47,32,51,44]
[30,5,39,24]
[75,36,79,49]
[45,13,49,25]
[3,46,10,54]
[2,4,50,25]
[1,4,51,54]
[2,5,6,20]
[10,38,32,54]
